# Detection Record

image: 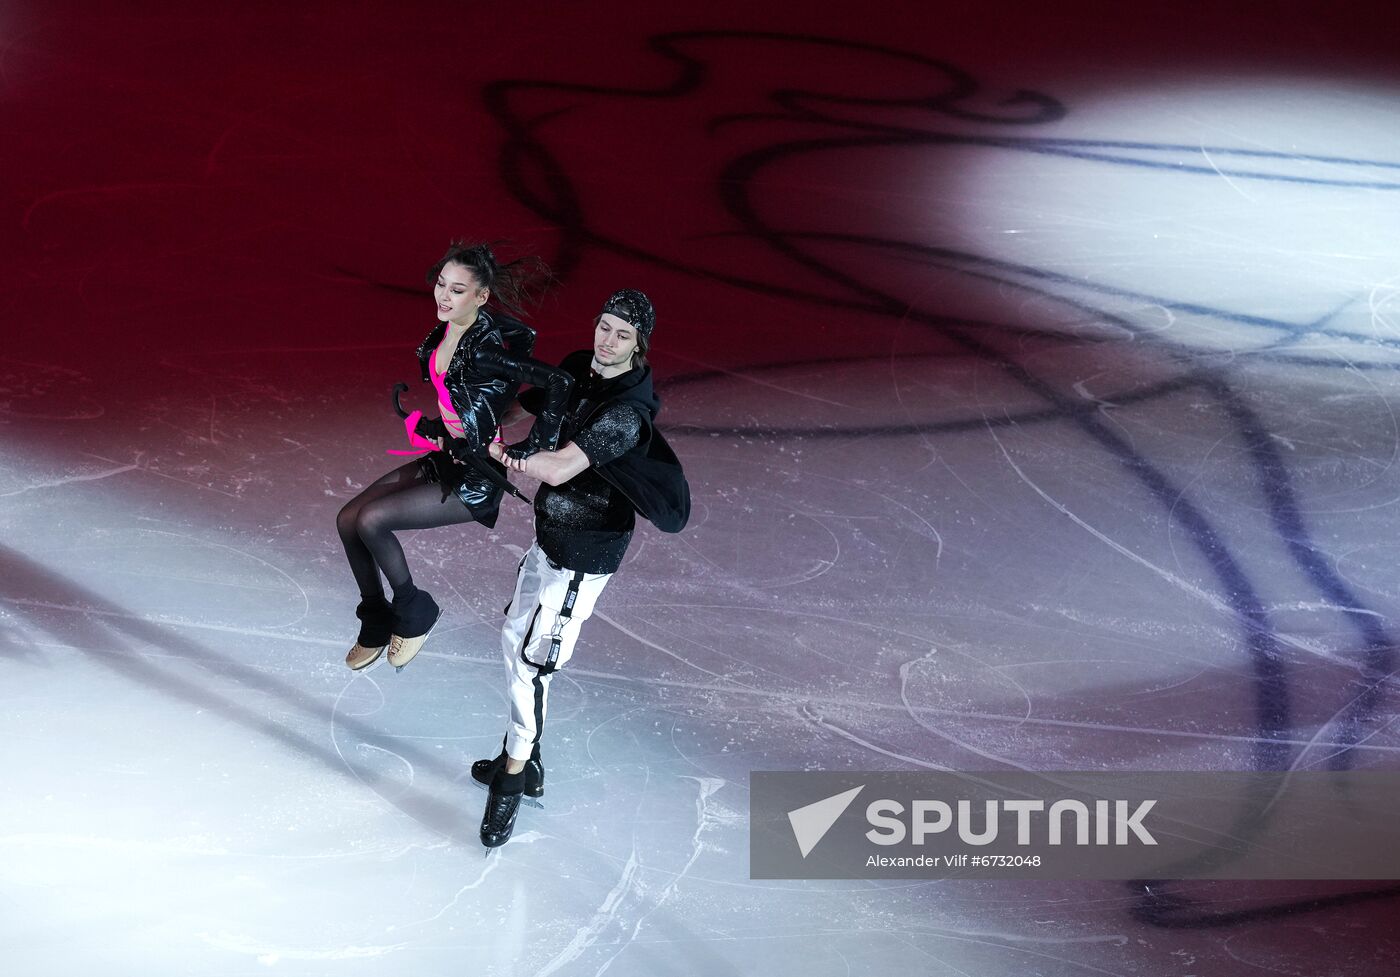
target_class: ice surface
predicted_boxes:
[5,3,1400,974]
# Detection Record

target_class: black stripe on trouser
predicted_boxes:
[530,670,546,749]
[502,552,528,616]
[519,603,542,657]
[521,570,584,750]
[516,603,547,750]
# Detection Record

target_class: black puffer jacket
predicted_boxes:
[413,308,571,515]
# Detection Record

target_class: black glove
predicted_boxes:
[528,371,571,454]
[473,346,574,459]
[414,415,450,441]
[505,438,538,462]
[504,377,571,461]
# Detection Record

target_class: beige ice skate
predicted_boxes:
[345,641,386,670]
[344,596,393,671]
[385,589,442,672]
[386,627,434,670]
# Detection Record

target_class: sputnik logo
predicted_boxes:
[788,785,864,857]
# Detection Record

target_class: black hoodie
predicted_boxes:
[526,350,689,573]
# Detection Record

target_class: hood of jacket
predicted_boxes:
[557,349,660,428]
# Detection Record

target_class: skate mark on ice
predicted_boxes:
[392,854,509,929]
[1264,600,1387,620]
[745,502,842,589]
[893,930,1136,977]
[534,847,643,977]
[1198,143,1259,203]
[0,463,140,498]
[897,648,1064,776]
[1,599,339,647]
[196,931,409,964]
[903,641,1035,725]
[138,528,311,629]
[0,546,473,842]
[607,609,810,685]
[594,610,767,693]
[902,921,1131,948]
[1275,671,1400,775]
[796,689,1400,758]
[985,424,1328,663]
[800,702,1215,847]
[590,777,726,975]
[1163,429,1233,576]
[80,451,242,500]
[662,348,856,409]
[799,703,952,772]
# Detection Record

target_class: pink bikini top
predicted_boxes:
[388,339,467,456]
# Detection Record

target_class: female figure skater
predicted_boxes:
[335,242,572,672]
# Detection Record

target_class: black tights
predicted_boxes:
[336,458,478,600]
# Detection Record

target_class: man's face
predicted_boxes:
[594,313,638,369]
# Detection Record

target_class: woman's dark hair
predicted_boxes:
[427,241,553,317]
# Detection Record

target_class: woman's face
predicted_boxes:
[434,262,489,325]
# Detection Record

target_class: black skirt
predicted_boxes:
[418,451,505,528]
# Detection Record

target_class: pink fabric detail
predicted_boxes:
[386,409,439,456]
[386,338,466,456]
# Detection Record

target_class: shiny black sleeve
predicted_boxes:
[517,387,546,417]
[471,346,574,452]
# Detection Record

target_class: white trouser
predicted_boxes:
[501,542,613,761]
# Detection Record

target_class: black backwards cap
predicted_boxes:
[600,288,655,338]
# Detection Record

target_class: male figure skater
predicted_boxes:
[475,288,688,849]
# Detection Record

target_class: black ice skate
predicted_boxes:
[386,587,441,671]
[470,746,544,809]
[345,596,394,670]
[480,768,526,851]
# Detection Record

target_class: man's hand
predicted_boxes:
[496,442,591,484]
